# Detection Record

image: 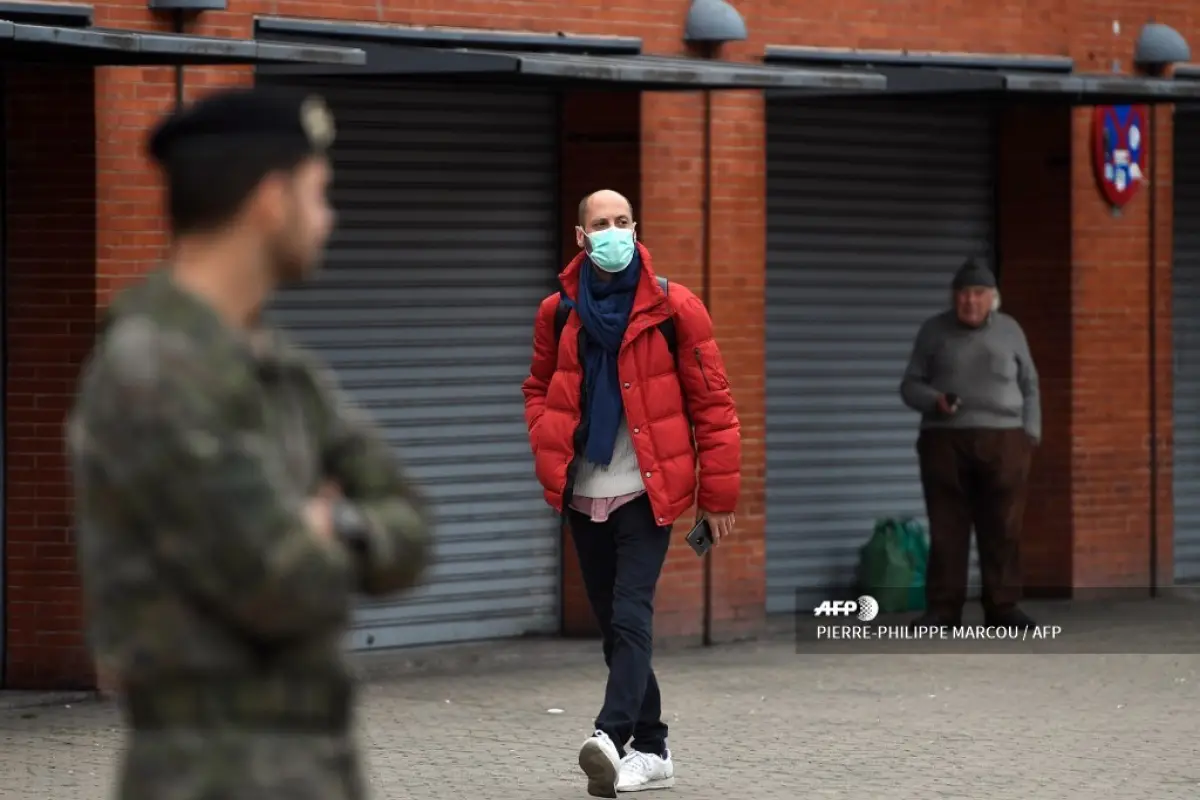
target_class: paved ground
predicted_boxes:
[2,599,1199,800]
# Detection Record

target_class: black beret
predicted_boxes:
[146,87,336,164]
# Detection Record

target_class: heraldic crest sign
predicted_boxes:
[1092,104,1147,210]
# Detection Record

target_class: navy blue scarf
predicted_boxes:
[564,251,642,465]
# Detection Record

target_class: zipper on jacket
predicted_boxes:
[694,347,712,392]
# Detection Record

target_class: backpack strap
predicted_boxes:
[553,294,571,344]
[655,276,677,361]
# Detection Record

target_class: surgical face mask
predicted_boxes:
[585,227,636,273]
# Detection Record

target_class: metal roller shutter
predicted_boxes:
[765,100,996,612]
[262,79,562,648]
[1172,109,1200,584]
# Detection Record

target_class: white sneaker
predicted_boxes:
[616,748,675,792]
[578,730,622,798]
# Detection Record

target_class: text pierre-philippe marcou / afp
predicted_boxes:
[811,596,1064,642]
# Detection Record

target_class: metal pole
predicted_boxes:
[173,10,185,108]
[1148,105,1160,598]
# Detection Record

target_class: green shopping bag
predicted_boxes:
[856,518,930,614]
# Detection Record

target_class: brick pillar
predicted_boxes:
[3,66,98,689]
[640,91,706,641]
[705,89,767,642]
[558,90,642,637]
[1058,5,1174,593]
[93,64,173,305]
[1001,98,1172,596]
[1067,101,1164,592]
[1150,105,1174,587]
[995,104,1075,596]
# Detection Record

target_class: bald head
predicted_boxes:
[576,189,637,258]
[578,189,634,230]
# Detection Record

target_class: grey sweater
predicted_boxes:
[900,310,1041,442]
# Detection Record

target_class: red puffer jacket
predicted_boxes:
[521,243,741,526]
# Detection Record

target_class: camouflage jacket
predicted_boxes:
[67,271,431,690]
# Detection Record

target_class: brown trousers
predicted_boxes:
[917,428,1033,619]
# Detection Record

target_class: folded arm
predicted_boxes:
[70,320,355,645]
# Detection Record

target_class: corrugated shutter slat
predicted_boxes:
[1172,110,1200,583]
[765,101,996,612]
[263,80,561,648]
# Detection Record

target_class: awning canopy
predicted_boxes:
[764,46,1200,104]
[0,20,365,66]
[872,66,1200,103]
[254,19,885,92]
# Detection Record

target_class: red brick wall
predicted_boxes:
[997,105,1075,596]
[1065,101,1173,592]
[704,88,767,642]
[1063,15,1179,593]
[8,0,1197,686]
[4,67,98,689]
[1152,104,1175,589]
[638,85,768,643]
[639,90,707,641]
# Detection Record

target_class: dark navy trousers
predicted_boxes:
[567,494,671,759]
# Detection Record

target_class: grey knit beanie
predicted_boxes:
[951,257,996,290]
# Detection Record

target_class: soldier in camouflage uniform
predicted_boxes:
[66,88,432,800]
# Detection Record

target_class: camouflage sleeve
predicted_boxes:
[311,362,433,597]
[78,318,356,643]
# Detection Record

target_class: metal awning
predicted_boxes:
[0,20,365,65]
[1000,70,1200,102]
[869,66,1200,103]
[259,44,885,90]
[253,19,885,92]
[764,46,1200,104]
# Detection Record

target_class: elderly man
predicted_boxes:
[900,258,1040,630]
[522,189,741,797]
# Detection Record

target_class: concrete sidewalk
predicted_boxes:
[1,599,1198,799]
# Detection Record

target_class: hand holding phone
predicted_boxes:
[686,518,714,557]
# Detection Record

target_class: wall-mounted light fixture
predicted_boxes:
[683,0,747,45]
[1133,21,1190,77]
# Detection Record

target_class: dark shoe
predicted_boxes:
[908,611,959,631]
[985,607,1036,629]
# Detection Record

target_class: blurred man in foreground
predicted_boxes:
[66,88,431,800]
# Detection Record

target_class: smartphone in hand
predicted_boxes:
[686,518,714,557]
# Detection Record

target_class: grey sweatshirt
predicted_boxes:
[900,310,1041,442]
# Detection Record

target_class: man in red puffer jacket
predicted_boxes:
[522,189,741,798]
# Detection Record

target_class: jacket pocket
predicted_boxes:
[693,347,712,392]
[692,340,729,392]
[529,420,541,454]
